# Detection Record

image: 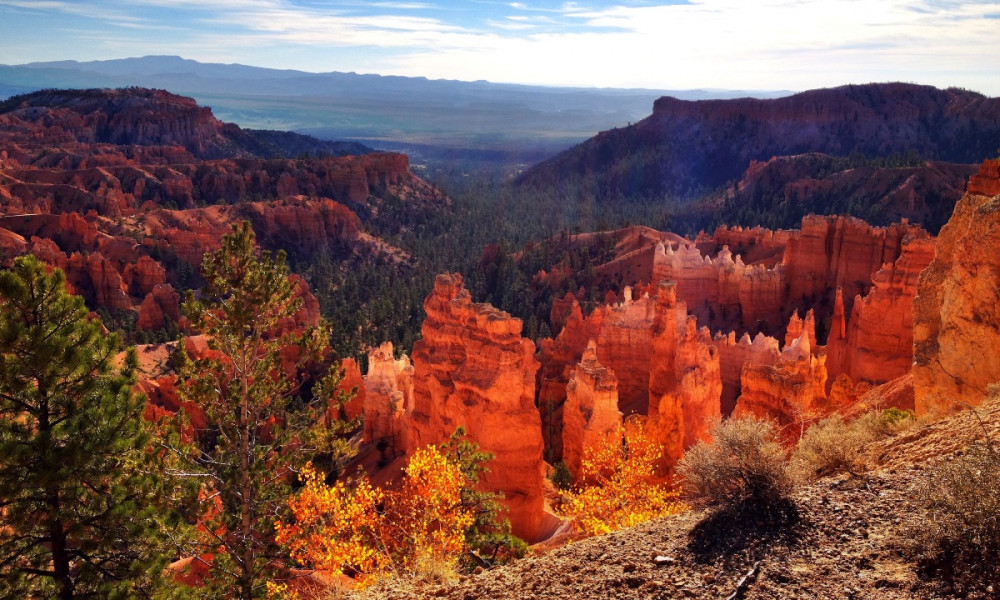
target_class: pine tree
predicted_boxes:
[0,255,178,599]
[170,222,343,599]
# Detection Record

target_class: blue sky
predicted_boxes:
[1,0,998,94]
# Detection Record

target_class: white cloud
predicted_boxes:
[2,0,998,94]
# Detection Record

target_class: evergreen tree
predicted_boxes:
[0,255,178,599]
[170,222,344,599]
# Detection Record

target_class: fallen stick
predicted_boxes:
[725,561,761,600]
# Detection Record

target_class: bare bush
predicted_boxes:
[792,409,917,481]
[792,413,876,479]
[911,440,1000,594]
[677,417,792,513]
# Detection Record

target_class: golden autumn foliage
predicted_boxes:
[274,465,389,587]
[561,418,687,536]
[272,444,475,593]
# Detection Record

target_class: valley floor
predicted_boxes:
[361,397,1000,600]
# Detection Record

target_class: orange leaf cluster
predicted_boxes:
[561,417,687,536]
[273,444,475,592]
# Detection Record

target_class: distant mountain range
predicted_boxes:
[0,55,791,169]
[516,83,1000,233]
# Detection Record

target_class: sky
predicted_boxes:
[0,0,998,94]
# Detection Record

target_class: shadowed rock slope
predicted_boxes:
[517,83,1000,232]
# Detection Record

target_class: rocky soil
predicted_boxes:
[359,397,1000,600]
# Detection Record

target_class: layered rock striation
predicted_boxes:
[408,274,555,542]
[913,159,1000,416]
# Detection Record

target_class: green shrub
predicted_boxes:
[677,417,792,512]
[549,461,573,491]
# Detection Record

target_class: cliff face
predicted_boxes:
[408,274,555,542]
[827,237,935,383]
[913,159,1000,416]
[518,83,1000,203]
[734,331,829,431]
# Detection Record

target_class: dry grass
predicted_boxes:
[792,409,916,481]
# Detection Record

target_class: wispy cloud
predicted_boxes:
[0,0,998,94]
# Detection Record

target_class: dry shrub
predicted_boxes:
[792,414,875,479]
[911,441,1000,595]
[677,417,792,514]
[792,409,916,481]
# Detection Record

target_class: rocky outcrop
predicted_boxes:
[713,330,781,416]
[537,298,604,459]
[408,274,555,542]
[561,341,621,479]
[137,284,180,331]
[538,281,722,476]
[647,282,722,475]
[914,159,1000,416]
[827,236,935,384]
[734,330,829,431]
[782,215,928,315]
[594,287,656,416]
[125,255,167,296]
[362,342,413,458]
[337,357,365,423]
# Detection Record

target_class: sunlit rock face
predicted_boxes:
[362,341,413,458]
[914,159,1000,417]
[408,273,556,542]
[733,330,829,431]
[561,341,621,480]
[713,330,781,416]
[647,282,722,477]
[825,237,935,384]
[537,296,604,460]
[538,282,722,476]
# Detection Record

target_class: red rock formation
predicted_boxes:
[713,331,781,416]
[784,309,816,350]
[408,274,556,541]
[782,215,927,315]
[337,358,365,423]
[594,287,656,416]
[734,330,829,432]
[537,297,604,460]
[914,159,1000,416]
[125,255,167,296]
[561,341,621,479]
[647,282,722,474]
[137,284,180,330]
[827,237,935,383]
[362,342,413,458]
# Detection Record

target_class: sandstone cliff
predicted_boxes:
[408,274,556,542]
[913,159,1000,416]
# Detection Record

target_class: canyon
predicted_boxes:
[3,86,1000,558]
[0,88,446,341]
[319,159,999,543]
